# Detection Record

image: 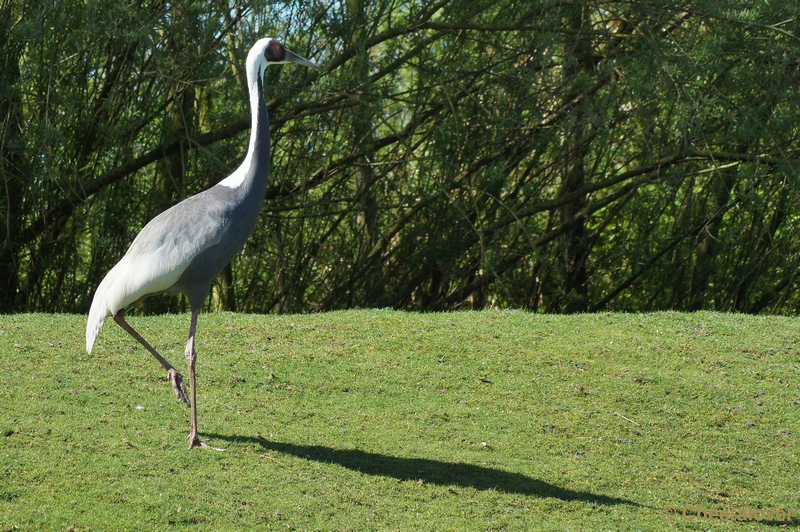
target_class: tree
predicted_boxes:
[1,0,799,315]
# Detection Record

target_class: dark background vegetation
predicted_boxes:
[1,0,799,315]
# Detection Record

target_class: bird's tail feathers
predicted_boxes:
[86,270,117,354]
[86,301,108,354]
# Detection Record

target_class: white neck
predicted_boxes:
[219,63,264,189]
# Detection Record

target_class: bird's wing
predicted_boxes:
[86,192,231,352]
[121,193,232,306]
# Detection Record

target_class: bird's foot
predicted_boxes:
[188,432,225,451]
[168,368,190,405]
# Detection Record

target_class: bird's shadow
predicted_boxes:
[207,433,639,507]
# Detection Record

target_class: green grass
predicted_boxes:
[1,310,798,530]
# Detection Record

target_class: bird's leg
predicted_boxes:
[113,310,190,405]
[185,311,199,448]
[184,311,224,451]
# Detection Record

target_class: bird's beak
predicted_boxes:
[285,49,320,70]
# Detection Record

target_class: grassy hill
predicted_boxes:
[1,311,798,530]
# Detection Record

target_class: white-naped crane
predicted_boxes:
[86,38,319,450]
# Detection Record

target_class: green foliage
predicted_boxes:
[1,311,799,529]
[1,0,799,313]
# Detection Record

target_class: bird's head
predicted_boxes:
[247,38,319,88]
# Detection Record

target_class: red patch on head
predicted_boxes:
[265,40,286,62]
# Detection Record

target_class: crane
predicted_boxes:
[86,38,319,450]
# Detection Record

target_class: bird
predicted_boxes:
[86,38,319,450]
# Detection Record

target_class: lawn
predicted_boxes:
[1,310,798,530]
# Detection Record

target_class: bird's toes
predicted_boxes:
[168,368,190,406]
[189,438,225,452]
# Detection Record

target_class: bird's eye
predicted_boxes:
[265,41,286,62]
